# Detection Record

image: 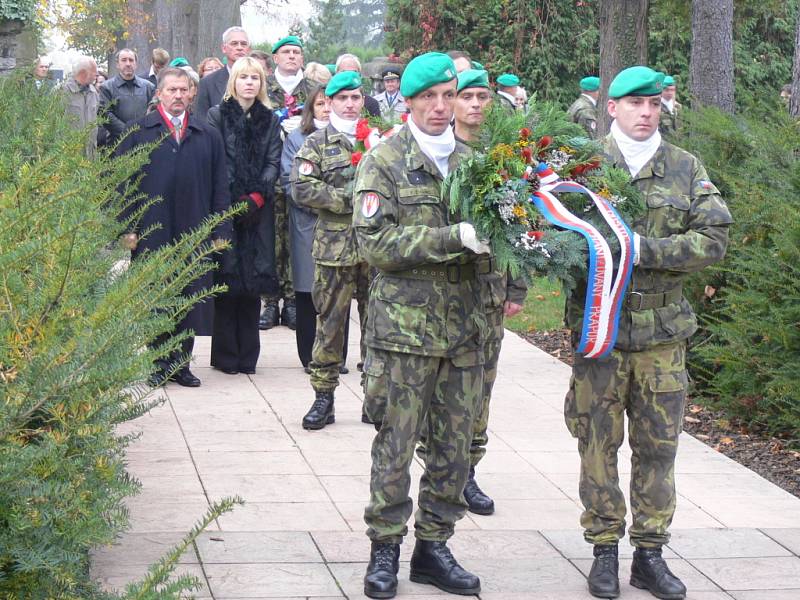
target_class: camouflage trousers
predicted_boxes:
[363,348,483,544]
[565,341,687,548]
[309,262,370,392]
[267,186,293,302]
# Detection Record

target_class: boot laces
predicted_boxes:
[640,549,670,578]
[434,543,459,570]
[373,544,396,571]
[310,394,331,413]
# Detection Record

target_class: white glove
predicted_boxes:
[459,223,491,254]
[282,115,302,133]
[633,232,641,265]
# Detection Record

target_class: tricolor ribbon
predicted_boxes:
[530,163,635,358]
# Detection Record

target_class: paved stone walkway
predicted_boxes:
[92,314,800,599]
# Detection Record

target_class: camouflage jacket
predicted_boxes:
[291,124,361,266]
[352,125,487,360]
[265,75,312,109]
[567,94,598,138]
[566,135,733,352]
[659,101,680,135]
[481,267,528,343]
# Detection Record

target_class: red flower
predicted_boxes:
[536,135,553,149]
[519,127,531,140]
[400,113,409,123]
[351,151,363,166]
[527,230,544,241]
[355,118,372,141]
[520,147,534,163]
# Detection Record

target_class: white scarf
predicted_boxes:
[313,118,329,130]
[662,97,675,113]
[582,93,597,106]
[275,68,304,95]
[407,115,456,177]
[329,111,357,145]
[610,120,661,178]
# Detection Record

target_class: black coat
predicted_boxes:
[116,110,232,335]
[207,98,281,296]
[99,75,155,140]
[195,67,229,122]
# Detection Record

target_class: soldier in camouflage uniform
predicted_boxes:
[259,36,314,331]
[659,75,680,136]
[291,71,371,430]
[495,72,520,113]
[565,66,732,600]
[416,69,528,516]
[568,76,600,138]
[354,53,490,599]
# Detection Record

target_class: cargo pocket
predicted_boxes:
[369,288,428,347]
[363,354,387,428]
[645,370,688,433]
[564,375,583,440]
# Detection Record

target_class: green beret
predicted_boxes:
[472,60,484,70]
[169,57,189,68]
[663,75,675,87]
[272,35,303,54]
[457,69,490,93]
[326,71,362,97]
[400,52,457,98]
[325,64,336,75]
[608,66,665,99]
[496,73,520,87]
[580,76,600,92]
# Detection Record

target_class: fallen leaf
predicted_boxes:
[535,294,545,301]
[689,405,703,414]
[720,436,735,445]
[694,434,710,441]
[684,416,701,424]
[704,285,717,298]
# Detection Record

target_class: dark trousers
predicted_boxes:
[295,291,349,368]
[211,293,261,371]
[154,333,195,374]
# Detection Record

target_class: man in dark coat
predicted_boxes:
[194,26,251,121]
[99,49,155,143]
[116,67,232,387]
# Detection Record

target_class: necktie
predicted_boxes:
[171,117,182,144]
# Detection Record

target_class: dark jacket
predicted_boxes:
[99,74,155,141]
[115,110,232,335]
[195,67,229,122]
[207,98,282,296]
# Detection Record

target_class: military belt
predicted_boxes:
[318,209,353,224]
[389,258,493,284]
[626,287,683,311]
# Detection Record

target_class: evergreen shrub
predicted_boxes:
[0,76,239,598]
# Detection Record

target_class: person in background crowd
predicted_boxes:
[373,66,407,117]
[95,69,108,88]
[195,26,251,121]
[198,57,224,79]
[99,49,155,143]
[781,83,792,105]
[568,75,600,137]
[660,75,681,135]
[281,85,332,372]
[447,49,472,73]
[291,71,371,430]
[304,62,332,86]
[568,65,732,600]
[116,67,231,388]
[31,56,54,91]
[207,57,281,376]
[250,50,274,78]
[515,85,528,108]
[334,53,380,116]
[144,48,170,86]
[63,56,99,159]
[495,72,521,112]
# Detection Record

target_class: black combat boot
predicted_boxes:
[587,544,620,598]
[463,466,495,515]
[363,541,399,599]
[631,546,687,600]
[280,297,297,330]
[259,300,279,330]
[409,540,480,595]
[302,390,334,430]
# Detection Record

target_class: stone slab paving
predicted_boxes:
[92,314,800,599]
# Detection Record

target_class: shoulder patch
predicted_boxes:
[361,192,380,218]
[299,160,314,176]
[699,180,714,190]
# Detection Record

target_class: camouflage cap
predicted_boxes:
[457,69,490,93]
[271,35,303,54]
[400,52,457,98]
[580,76,600,92]
[608,66,665,99]
[496,73,520,87]
[326,70,362,97]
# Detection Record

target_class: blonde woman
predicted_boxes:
[207,57,281,374]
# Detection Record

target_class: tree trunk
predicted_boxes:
[790,5,800,118]
[690,0,734,113]
[598,0,650,136]
[126,0,156,60]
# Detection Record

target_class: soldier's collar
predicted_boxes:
[605,134,665,180]
[325,125,353,148]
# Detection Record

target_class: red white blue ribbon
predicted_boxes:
[530,163,635,358]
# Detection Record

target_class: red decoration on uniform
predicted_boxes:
[351,151,363,166]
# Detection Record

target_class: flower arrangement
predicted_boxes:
[350,114,404,167]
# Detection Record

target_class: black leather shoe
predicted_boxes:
[239,367,256,375]
[363,541,399,599]
[302,390,334,430]
[409,540,480,595]
[339,365,349,374]
[213,366,238,375]
[171,368,201,387]
[631,546,686,599]
[147,369,168,388]
[259,301,279,330]
[464,466,495,515]
[280,298,297,330]
[588,544,620,598]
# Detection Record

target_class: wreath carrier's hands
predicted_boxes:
[120,233,138,251]
[459,222,491,254]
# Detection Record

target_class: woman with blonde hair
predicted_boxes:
[304,62,332,85]
[207,57,281,374]
[198,56,224,78]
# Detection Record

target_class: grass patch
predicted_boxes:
[504,277,566,333]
